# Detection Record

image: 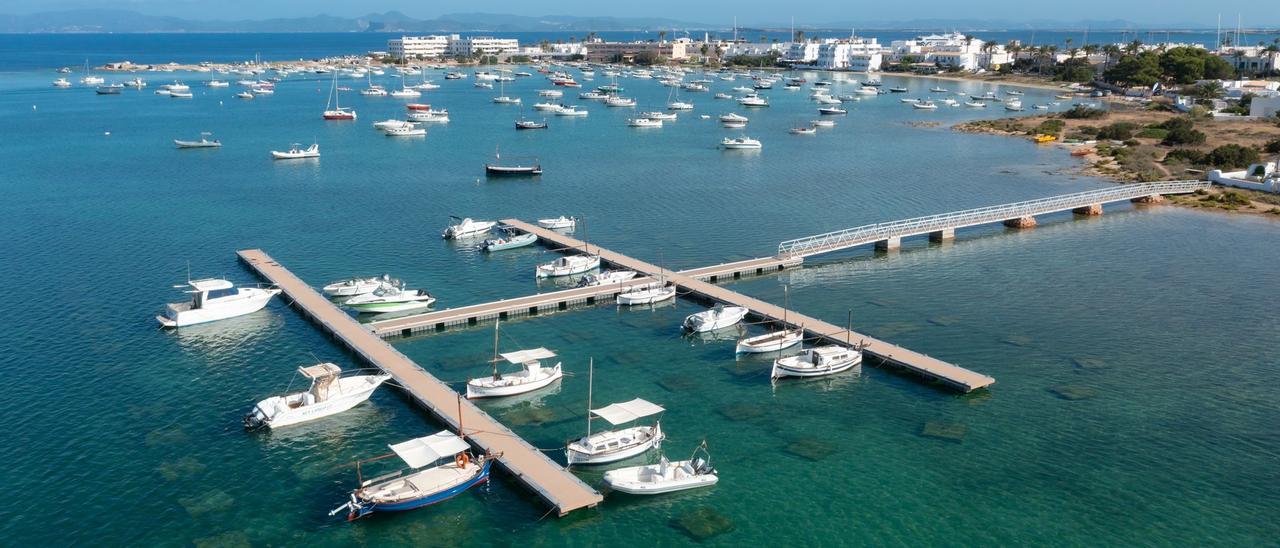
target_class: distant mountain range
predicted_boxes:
[0,10,716,33]
[0,9,1253,34]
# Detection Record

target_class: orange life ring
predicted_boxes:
[455,453,469,468]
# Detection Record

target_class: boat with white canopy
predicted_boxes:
[736,285,803,353]
[683,305,748,333]
[566,361,665,465]
[771,345,862,380]
[156,278,280,328]
[466,322,563,399]
[535,254,600,278]
[244,363,390,428]
[330,428,492,520]
[602,442,718,495]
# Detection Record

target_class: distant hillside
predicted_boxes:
[0,9,718,33]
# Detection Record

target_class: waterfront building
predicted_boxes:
[721,42,787,58]
[519,42,588,60]
[447,36,520,57]
[807,38,883,71]
[388,35,450,59]
[1216,46,1280,74]
[784,42,821,64]
[585,38,691,62]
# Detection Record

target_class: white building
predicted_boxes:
[784,42,821,64]
[519,42,588,59]
[888,32,996,71]
[1217,46,1280,74]
[722,42,787,58]
[388,35,450,59]
[447,36,520,57]
[808,38,883,71]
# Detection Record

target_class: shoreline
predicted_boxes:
[888,71,1075,92]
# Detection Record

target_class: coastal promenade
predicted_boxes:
[777,180,1210,257]
[237,249,603,517]
[502,220,996,392]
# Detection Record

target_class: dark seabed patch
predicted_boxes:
[672,506,736,541]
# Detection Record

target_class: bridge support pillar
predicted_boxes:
[1131,194,1164,204]
[1003,216,1037,229]
[929,228,955,242]
[875,237,901,251]
[1072,203,1103,216]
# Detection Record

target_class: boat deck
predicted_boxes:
[501,220,995,392]
[237,249,603,516]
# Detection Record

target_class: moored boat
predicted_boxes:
[244,363,390,428]
[481,231,537,252]
[466,323,563,399]
[771,345,862,380]
[537,216,576,230]
[329,430,493,520]
[683,305,748,332]
[156,278,280,328]
[617,283,676,306]
[602,442,718,495]
[566,374,665,466]
[720,137,762,149]
[535,254,601,278]
[174,132,221,149]
[343,283,435,314]
[323,275,393,297]
[271,143,320,160]
[442,217,497,239]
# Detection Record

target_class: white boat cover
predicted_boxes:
[188,278,233,292]
[298,362,341,379]
[591,398,665,425]
[389,431,469,468]
[500,348,556,364]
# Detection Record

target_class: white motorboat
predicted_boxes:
[244,363,391,428]
[174,132,221,149]
[790,126,818,135]
[271,143,320,160]
[538,89,564,97]
[536,216,576,230]
[577,270,637,287]
[391,88,421,98]
[1005,100,1024,111]
[912,101,938,110]
[407,110,451,123]
[617,283,676,306]
[323,275,392,297]
[964,101,988,108]
[627,118,663,128]
[930,86,949,93]
[641,111,678,121]
[605,96,636,107]
[474,81,494,89]
[854,87,878,96]
[815,95,842,105]
[466,323,563,399]
[811,119,836,127]
[535,254,601,278]
[683,305,748,332]
[718,113,748,123]
[236,91,254,99]
[372,119,416,131]
[385,126,426,137]
[52,78,72,88]
[441,217,497,239]
[156,278,280,328]
[493,95,521,104]
[941,98,959,106]
[343,284,435,314]
[722,120,747,129]
[169,90,193,98]
[553,105,588,116]
[714,92,732,99]
[532,102,561,111]
[720,137,762,149]
[566,368,665,466]
[668,101,694,110]
[771,345,862,380]
[602,442,718,495]
[737,95,768,107]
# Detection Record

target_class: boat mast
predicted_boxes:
[456,393,465,441]
[585,357,594,438]
[783,285,789,331]
[492,320,501,380]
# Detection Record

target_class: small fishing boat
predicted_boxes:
[174,132,221,149]
[971,91,1000,101]
[818,106,847,115]
[964,101,987,108]
[481,231,537,252]
[372,119,415,131]
[52,78,71,88]
[384,126,426,137]
[537,216,576,230]
[244,363,391,429]
[515,119,547,130]
[1055,94,1073,100]
[271,143,320,160]
[323,275,392,297]
[538,89,564,97]
[912,101,938,110]
[1005,90,1024,96]
[736,329,803,354]
[236,91,254,99]
[889,87,908,93]
[566,364,665,466]
[156,278,281,328]
[930,86,948,93]
[605,96,636,107]
[627,118,663,128]
[329,430,493,520]
[1005,100,1024,111]
[442,217,497,239]
[603,442,718,495]
[683,305,748,332]
[720,137,762,149]
[1032,104,1050,110]
[93,84,120,94]
[900,97,919,103]
[474,81,494,89]
[718,113,748,123]
[771,345,862,380]
[168,90,194,98]
[737,95,768,107]
[343,284,435,314]
[535,254,601,278]
[617,283,676,306]
[790,126,817,135]
[553,105,588,116]
[484,146,542,176]
[466,323,563,399]
[641,111,678,121]
[668,101,694,110]
[532,102,561,111]
[811,119,835,128]
[577,270,637,287]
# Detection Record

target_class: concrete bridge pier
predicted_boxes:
[875,236,901,251]
[1072,203,1103,215]
[1131,194,1165,204]
[929,228,955,242]
[1003,216,1038,229]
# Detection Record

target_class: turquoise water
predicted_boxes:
[2,61,1279,546]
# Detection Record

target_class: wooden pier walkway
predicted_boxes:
[502,220,995,392]
[237,249,603,516]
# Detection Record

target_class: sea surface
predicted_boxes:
[1,39,1278,546]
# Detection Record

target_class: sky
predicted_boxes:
[3,0,1277,27]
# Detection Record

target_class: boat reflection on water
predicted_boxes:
[685,324,744,344]
[254,399,393,450]
[474,382,562,412]
[536,268,600,289]
[167,311,282,354]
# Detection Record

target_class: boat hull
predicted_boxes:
[351,459,491,520]
[617,287,676,305]
[247,375,390,428]
[566,425,663,465]
[466,365,563,399]
[735,330,803,354]
[772,352,862,379]
[603,463,719,495]
[157,288,280,328]
[346,299,435,314]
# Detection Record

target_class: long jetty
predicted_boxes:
[237,249,603,516]
[501,220,995,392]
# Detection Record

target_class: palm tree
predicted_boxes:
[1083,43,1099,60]
[1125,39,1142,55]
[1102,44,1121,68]
[1065,37,1073,55]
[1265,43,1280,77]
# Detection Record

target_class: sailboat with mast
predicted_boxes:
[465,321,564,399]
[565,359,666,465]
[493,77,521,104]
[770,311,865,380]
[735,285,803,353]
[323,71,357,120]
[617,261,676,305]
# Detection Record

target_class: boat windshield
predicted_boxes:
[206,287,239,300]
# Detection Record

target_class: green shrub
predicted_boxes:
[1264,137,1280,154]
[1135,127,1169,139]
[1162,127,1206,146]
[1164,149,1207,164]
[1206,144,1260,170]
[1159,117,1195,132]
[1063,105,1108,119]
[1096,122,1138,140]
[1077,125,1100,136]
[1035,119,1066,136]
